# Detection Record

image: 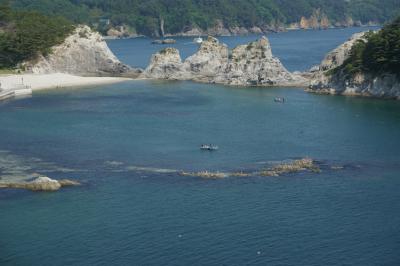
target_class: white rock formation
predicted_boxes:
[214,37,306,86]
[23,25,141,77]
[142,36,308,87]
[143,48,185,79]
[183,36,229,80]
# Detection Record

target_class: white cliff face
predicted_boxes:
[308,31,400,99]
[24,25,140,77]
[183,36,229,79]
[142,36,307,87]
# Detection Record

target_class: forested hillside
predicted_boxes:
[0,4,74,68]
[4,0,400,36]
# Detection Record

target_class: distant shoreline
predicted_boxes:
[103,25,381,40]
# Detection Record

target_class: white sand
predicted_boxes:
[0,73,130,91]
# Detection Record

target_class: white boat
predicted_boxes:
[200,144,218,151]
[194,37,203,44]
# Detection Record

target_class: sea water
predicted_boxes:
[1,27,400,266]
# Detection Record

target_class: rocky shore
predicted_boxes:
[142,36,308,87]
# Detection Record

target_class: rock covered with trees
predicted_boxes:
[308,17,400,99]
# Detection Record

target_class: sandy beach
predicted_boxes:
[0,73,130,91]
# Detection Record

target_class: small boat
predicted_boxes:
[274,97,285,103]
[194,37,203,44]
[200,144,218,151]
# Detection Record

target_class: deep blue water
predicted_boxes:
[1,27,400,266]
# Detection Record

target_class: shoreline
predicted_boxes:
[103,25,381,40]
[0,73,131,92]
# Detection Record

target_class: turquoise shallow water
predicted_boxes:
[1,28,400,266]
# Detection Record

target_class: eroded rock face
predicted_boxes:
[142,36,308,87]
[310,72,400,99]
[183,36,229,79]
[143,48,185,79]
[24,25,141,77]
[308,31,400,99]
[215,37,306,86]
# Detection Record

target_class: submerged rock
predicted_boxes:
[180,171,227,179]
[0,176,80,191]
[142,35,308,87]
[23,25,142,78]
[178,158,320,179]
[259,158,320,176]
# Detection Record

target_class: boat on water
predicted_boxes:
[200,144,218,151]
[274,97,285,103]
[194,37,203,44]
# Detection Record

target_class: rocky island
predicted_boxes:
[142,36,308,87]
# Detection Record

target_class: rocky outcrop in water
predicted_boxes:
[0,176,80,191]
[143,48,186,80]
[23,25,141,77]
[307,32,400,99]
[142,36,308,87]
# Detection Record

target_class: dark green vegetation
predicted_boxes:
[334,17,400,78]
[6,0,400,36]
[0,3,74,68]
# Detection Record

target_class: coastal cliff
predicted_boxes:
[142,36,307,87]
[23,26,141,77]
[308,24,400,99]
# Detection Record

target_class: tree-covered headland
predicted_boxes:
[0,3,74,68]
[333,17,400,79]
